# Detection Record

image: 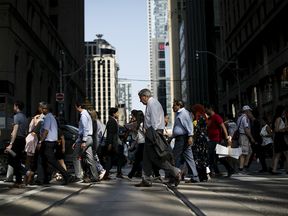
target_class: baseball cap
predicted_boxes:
[242,105,252,111]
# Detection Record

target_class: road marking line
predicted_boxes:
[0,187,49,206]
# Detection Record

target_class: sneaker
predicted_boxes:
[243,168,251,175]
[99,170,106,181]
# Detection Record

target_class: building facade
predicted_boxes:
[0,0,85,145]
[218,0,288,120]
[85,35,119,124]
[118,79,132,125]
[148,0,169,114]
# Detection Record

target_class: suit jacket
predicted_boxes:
[146,126,170,159]
[105,117,119,148]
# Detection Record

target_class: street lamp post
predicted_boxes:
[196,50,241,113]
[60,54,92,123]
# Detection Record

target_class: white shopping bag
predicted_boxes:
[216,144,242,159]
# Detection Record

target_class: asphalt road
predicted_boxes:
[0,160,287,216]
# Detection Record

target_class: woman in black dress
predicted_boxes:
[192,104,209,182]
[272,105,288,174]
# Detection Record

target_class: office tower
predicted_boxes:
[148,0,168,113]
[85,35,119,124]
[118,79,132,125]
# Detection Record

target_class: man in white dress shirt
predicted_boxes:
[135,89,181,187]
[72,101,99,182]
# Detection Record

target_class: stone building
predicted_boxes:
[219,0,288,121]
[0,0,86,144]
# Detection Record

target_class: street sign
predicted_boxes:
[59,102,65,111]
[56,93,64,102]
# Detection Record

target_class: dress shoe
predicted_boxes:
[26,171,34,185]
[185,179,198,183]
[215,172,225,177]
[83,176,90,183]
[99,170,106,181]
[9,183,22,188]
[161,179,171,183]
[133,173,142,177]
[152,176,161,180]
[175,169,182,187]
[123,175,132,181]
[116,173,124,178]
[258,168,268,173]
[134,182,152,187]
[225,170,236,178]
[62,175,75,185]
[74,177,83,182]
[30,180,44,186]
[103,175,116,180]
[271,172,282,175]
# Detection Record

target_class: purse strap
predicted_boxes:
[100,125,107,144]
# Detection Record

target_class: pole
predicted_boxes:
[236,58,241,109]
[226,80,229,115]
[62,51,67,123]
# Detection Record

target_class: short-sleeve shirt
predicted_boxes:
[237,114,250,134]
[207,114,223,141]
[13,111,27,137]
[40,113,58,141]
[228,122,237,137]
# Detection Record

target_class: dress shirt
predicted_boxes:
[40,113,58,141]
[144,97,165,131]
[76,110,93,142]
[172,108,194,138]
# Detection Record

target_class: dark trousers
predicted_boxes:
[128,143,160,179]
[258,143,273,170]
[173,135,199,180]
[104,145,124,175]
[8,138,27,184]
[208,141,234,174]
[37,141,69,183]
[247,143,261,167]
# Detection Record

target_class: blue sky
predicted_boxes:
[85,0,149,112]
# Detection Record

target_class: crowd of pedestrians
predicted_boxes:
[4,89,288,189]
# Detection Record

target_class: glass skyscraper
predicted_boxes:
[148,0,168,114]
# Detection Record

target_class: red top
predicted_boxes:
[207,114,223,141]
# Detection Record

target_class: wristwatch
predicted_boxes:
[39,141,42,144]
[10,142,13,145]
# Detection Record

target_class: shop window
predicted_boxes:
[263,79,272,103]
[280,67,288,96]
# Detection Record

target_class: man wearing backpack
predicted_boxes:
[237,105,255,174]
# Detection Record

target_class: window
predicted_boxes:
[263,80,272,103]
[159,61,165,68]
[280,67,288,96]
[158,51,165,58]
[159,69,165,77]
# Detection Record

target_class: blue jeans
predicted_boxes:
[208,141,234,175]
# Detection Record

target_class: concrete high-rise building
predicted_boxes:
[148,0,168,114]
[85,35,119,124]
[118,79,132,124]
